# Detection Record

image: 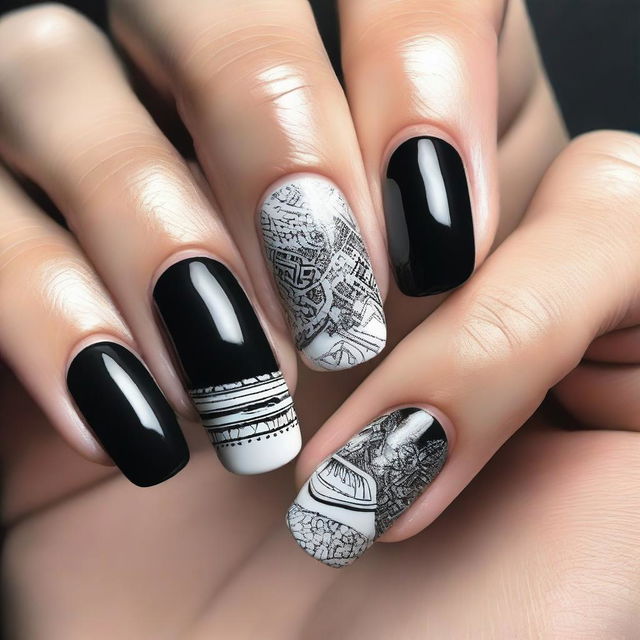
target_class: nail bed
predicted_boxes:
[384,136,475,296]
[153,257,300,475]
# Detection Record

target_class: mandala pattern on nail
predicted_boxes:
[260,177,386,370]
[286,408,447,567]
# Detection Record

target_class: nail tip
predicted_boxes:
[191,371,300,474]
[127,449,190,487]
[397,266,474,297]
[286,502,368,568]
[217,422,302,475]
[301,328,387,372]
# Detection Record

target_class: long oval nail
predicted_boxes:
[259,175,387,371]
[67,341,189,487]
[286,407,448,567]
[384,136,474,296]
[153,257,301,475]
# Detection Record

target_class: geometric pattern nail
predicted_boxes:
[190,371,300,476]
[286,408,447,567]
[191,371,297,447]
[260,176,387,371]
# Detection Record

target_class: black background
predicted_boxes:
[0,0,637,136]
[527,0,639,135]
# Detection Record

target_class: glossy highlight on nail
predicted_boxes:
[67,341,189,487]
[153,257,301,475]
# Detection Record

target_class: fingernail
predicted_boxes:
[384,136,475,296]
[286,407,447,567]
[259,175,387,371]
[153,257,301,475]
[67,341,189,487]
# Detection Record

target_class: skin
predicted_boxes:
[1,1,640,637]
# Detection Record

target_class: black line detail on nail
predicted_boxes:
[288,408,447,565]
[190,371,296,449]
[286,503,371,568]
[307,485,377,513]
[260,179,385,370]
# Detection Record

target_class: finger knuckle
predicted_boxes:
[566,130,640,195]
[552,131,640,248]
[455,286,559,364]
[0,225,109,325]
[0,224,72,275]
[0,3,95,64]
[175,23,331,105]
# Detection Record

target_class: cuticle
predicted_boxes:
[148,248,285,374]
[380,124,467,178]
[65,333,140,378]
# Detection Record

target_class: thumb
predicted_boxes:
[286,130,640,567]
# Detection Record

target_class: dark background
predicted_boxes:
[0,0,638,137]
[527,0,639,135]
[309,0,640,136]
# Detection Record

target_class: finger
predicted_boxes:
[285,130,640,566]
[110,0,387,371]
[0,164,189,486]
[584,325,640,364]
[285,425,640,636]
[339,0,505,296]
[554,363,640,432]
[0,6,301,474]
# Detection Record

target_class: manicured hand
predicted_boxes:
[5,2,638,638]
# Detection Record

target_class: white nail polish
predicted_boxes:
[191,371,301,475]
[259,175,387,371]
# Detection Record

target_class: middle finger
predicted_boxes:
[110,0,388,372]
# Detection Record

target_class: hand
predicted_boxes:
[0,0,562,485]
[4,1,636,638]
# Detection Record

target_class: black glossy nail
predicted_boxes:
[384,136,475,296]
[67,341,189,487]
[153,257,300,475]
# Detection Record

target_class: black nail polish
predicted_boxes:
[153,257,300,475]
[384,136,475,296]
[67,341,189,487]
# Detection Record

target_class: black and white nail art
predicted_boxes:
[286,408,447,567]
[191,371,299,471]
[153,258,301,475]
[260,176,386,371]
